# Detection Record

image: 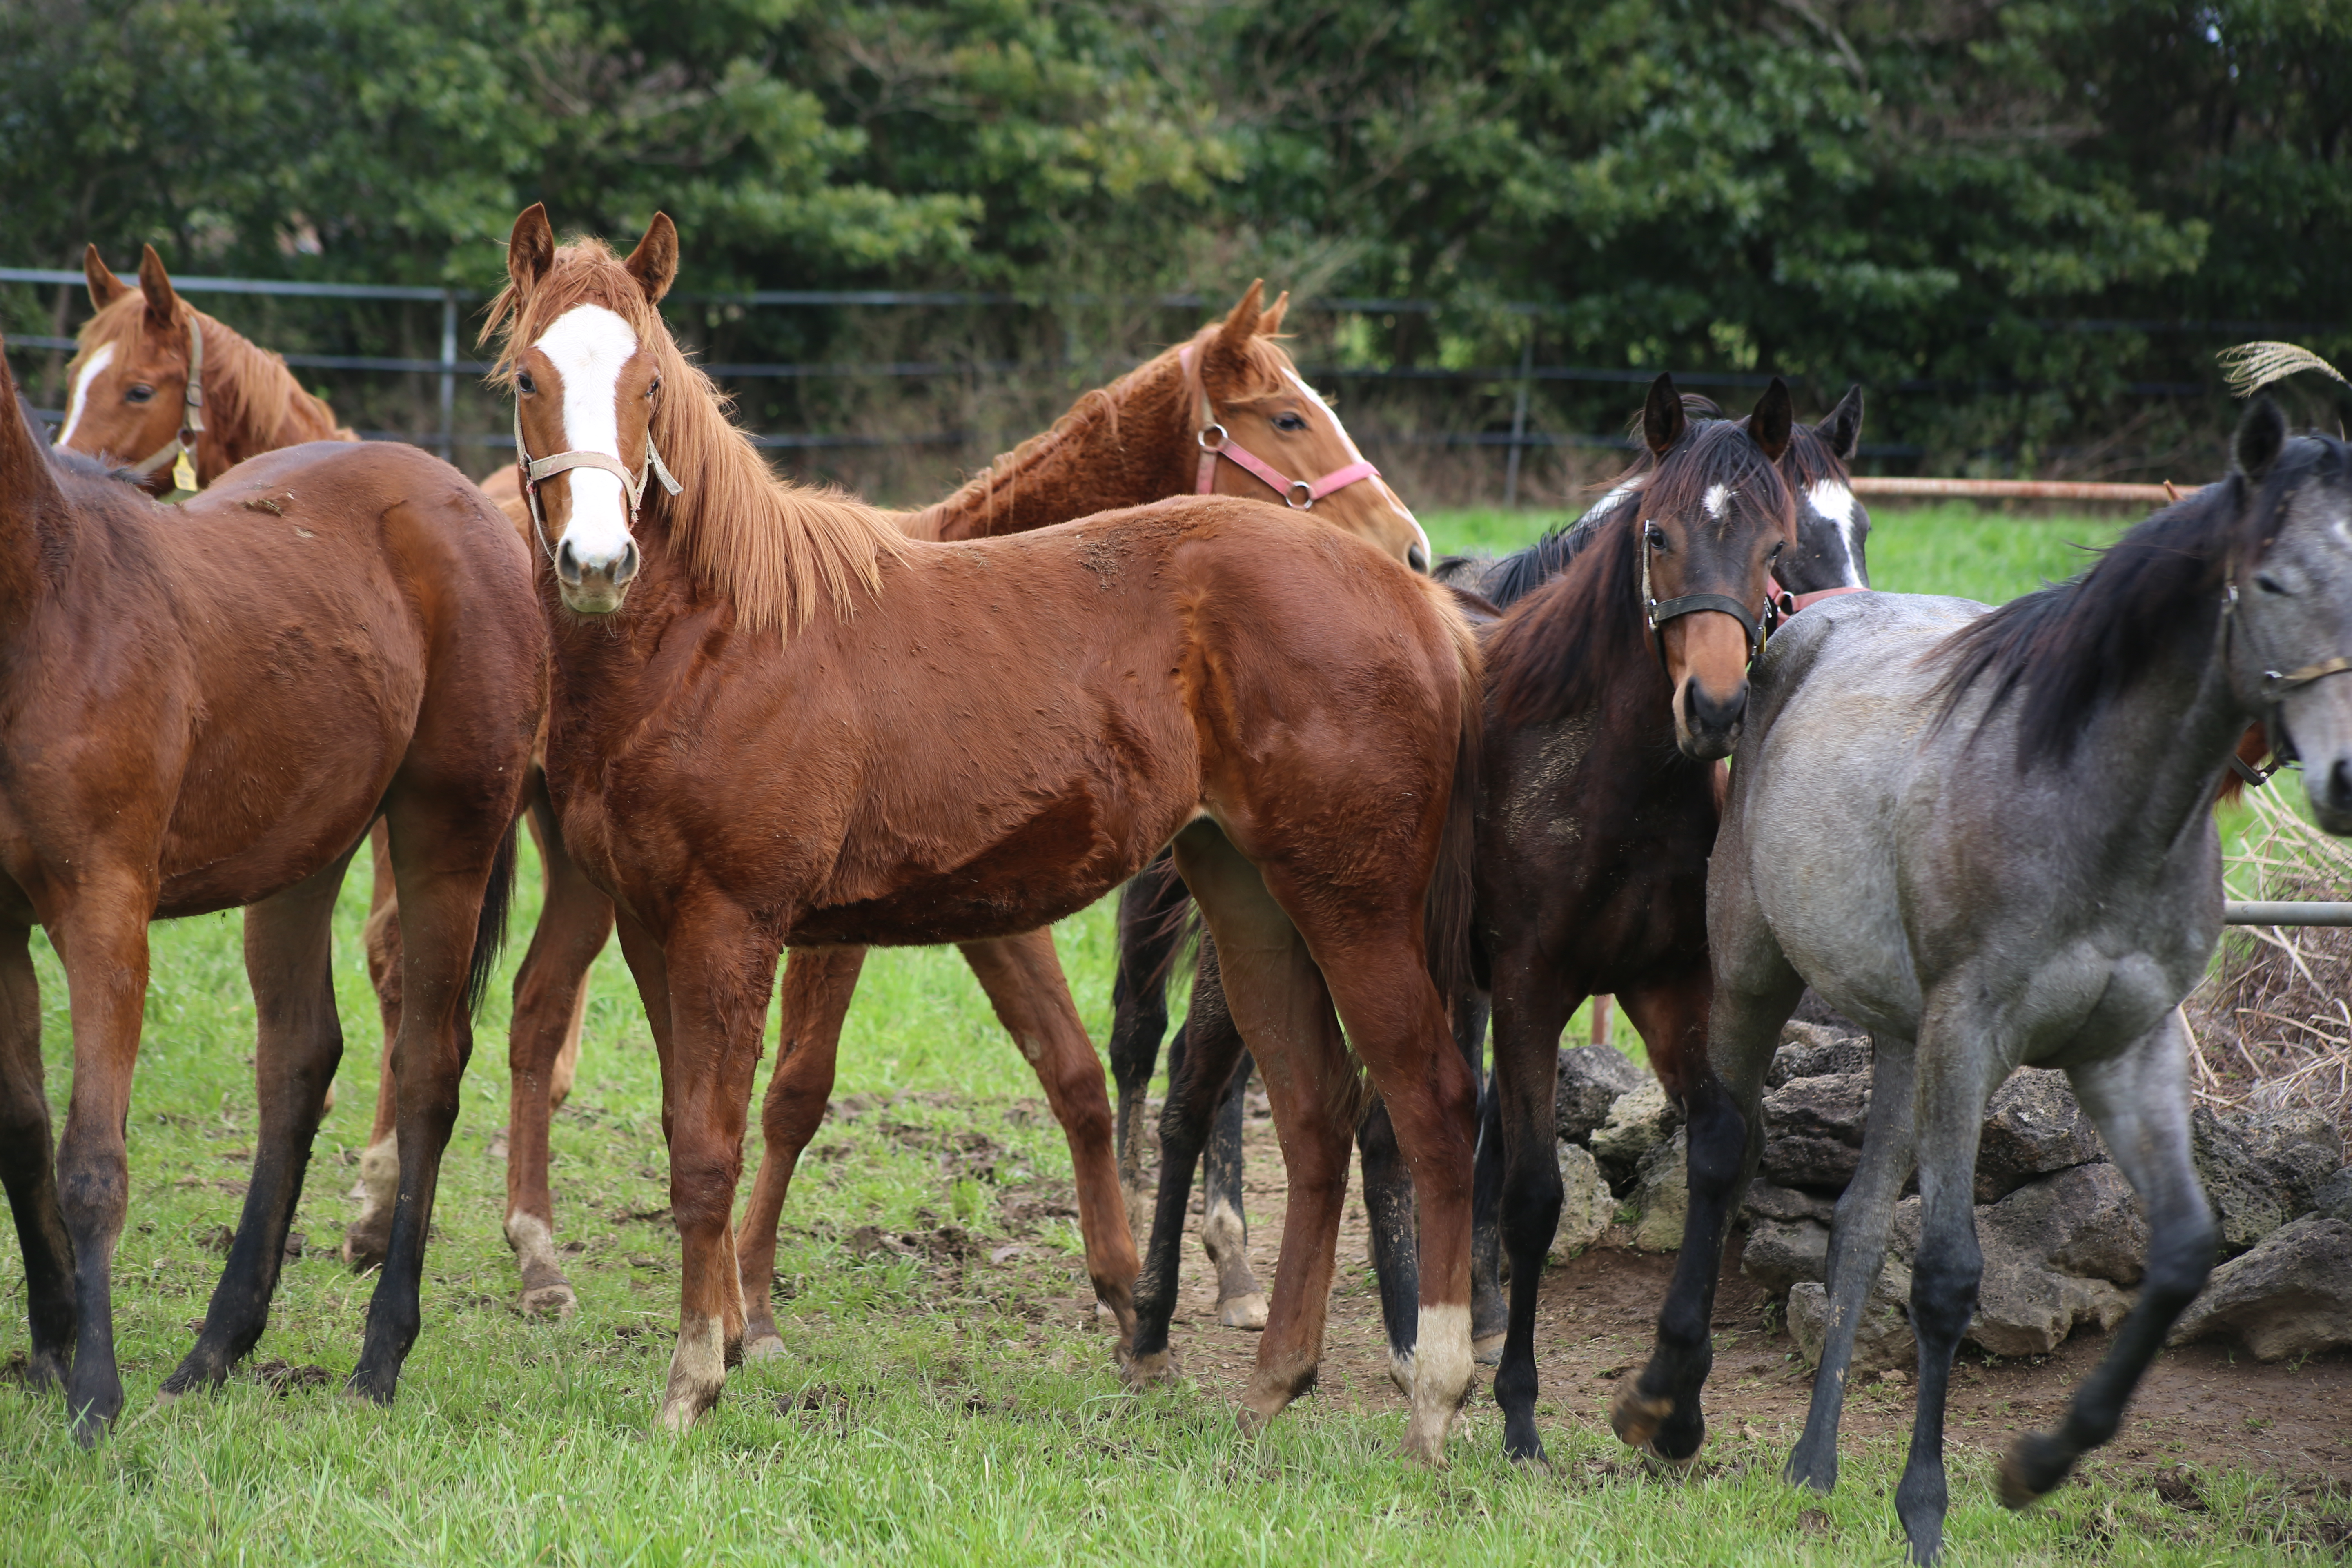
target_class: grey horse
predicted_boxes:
[1612,399,2352,1564]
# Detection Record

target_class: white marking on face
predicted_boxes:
[58,343,115,447]
[1807,480,1865,585]
[1283,366,1431,563]
[533,305,641,570]
[1703,483,1733,519]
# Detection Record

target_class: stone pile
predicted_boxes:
[1550,1018,2352,1366]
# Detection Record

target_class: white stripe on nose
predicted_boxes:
[534,305,641,572]
[1807,480,1864,586]
[58,343,115,448]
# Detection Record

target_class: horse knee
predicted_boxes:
[1908,1238,1982,1347]
[2141,1211,2216,1314]
[1683,1096,1748,1196]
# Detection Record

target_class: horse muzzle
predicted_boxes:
[1674,675,1748,762]
[555,533,641,615]
[2311,752,2352,836]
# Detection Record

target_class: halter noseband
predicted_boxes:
[98,313,206,501]
[513,401,683,566]
[1179,343,1379,510]
[2221,564,2352,786]
[1639,519,1781,666]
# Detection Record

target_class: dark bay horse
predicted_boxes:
[0,344,541,1436]
[490,206,1481,1455]
[344,282,1434,1335]
[1110,385,1872,1351]
[1628,403,2352,1563]
[58,245,355,496]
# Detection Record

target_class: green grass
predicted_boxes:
[0,502,2325,1564]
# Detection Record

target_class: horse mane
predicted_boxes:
[73,293,349,450]
[1480,394,1729,608]
[1930,437,2336,768]
[1486,416,1788,728]
[481,238,905,636]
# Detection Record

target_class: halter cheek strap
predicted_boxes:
[1178,343,1380,510]
[2219,568,2352,786]
[1640,530,1773,663]
[513,401,683,566]
[117,314,206,501]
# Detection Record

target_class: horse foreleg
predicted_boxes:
[167,849,356,1397]
[0,921,73,1392]
[736,944,856,1360]
[958,929,1137,1345]
[1999,1011,2215,1510]
[503,782,615,1319]
[345,820,401,1272]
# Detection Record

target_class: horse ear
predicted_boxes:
[2234,396,2287,483]
[625,212,678,305]
[508,204,556,294]
[136,245,180,328]
[1749,378,1794,463]
[1216,281,1266,355]
[1643,372,1686,457]
[84,245,130,311]
[1256,290,1290,337]
[1817,384,1864,462]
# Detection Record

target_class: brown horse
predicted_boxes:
[346,282,1434,1341]
[0,342,541,1437]
[490,204,1479,1455]
[58,246,355,494]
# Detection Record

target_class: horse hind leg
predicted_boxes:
[1356,1096,1421,1392]
[958,928,1138,1345]
[345,820,401,1273]
[1999,1010,2215,1510]
[1458,988,1507,1365]
[0,922,74,1392]
[503,784,615,1319]
[165,846,356,1397]
[1108,860,1191,1239]
[735,946,855,1361]
[1183,939,1267,1329]
[1787,1031,1917,1493]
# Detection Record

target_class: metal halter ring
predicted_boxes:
[1196,424,1228,452]
[1285,479,1315,510]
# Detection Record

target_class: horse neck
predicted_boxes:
[2068,601,2248,864]
[193,316,345,480]
[900,357,1193,541]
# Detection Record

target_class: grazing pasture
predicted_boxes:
[1,507,2341,1564]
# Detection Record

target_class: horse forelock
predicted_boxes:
[1929,441,2337,768]
[73,291,338,452]
[486,237,905,636]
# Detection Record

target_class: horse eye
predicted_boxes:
[1645,523,1669,550]
[1272,412,1307,433]
[516,371,538,396]
[2255,572,2287,595]
[124,384,155,404]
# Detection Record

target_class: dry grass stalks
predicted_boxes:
[2187,783,2352,1135]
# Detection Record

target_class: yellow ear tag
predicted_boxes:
[170,450,198,495]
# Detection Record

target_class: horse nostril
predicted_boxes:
[555,537,582,586]
[2331,757,2352,813]
[616,539,641,584]
[1687,680,1748,734]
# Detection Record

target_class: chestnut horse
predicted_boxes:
[0,344,541,1437]
[490,205,1479,1455]
[347,283,1434,1338]
[58,245,355,495]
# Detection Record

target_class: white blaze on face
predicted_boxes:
[1283,367,1432,565]
[58,343,115,448]
[1703,483,1734,520]
[533,305,641,570]
[1806,479,1865,585]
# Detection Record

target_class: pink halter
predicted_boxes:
[1179,343,1380,510]
[1774,581,1869,614]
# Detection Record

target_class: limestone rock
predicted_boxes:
[1742,1177,1838,1226]
[1628,1129,1689,1252]
[2314,1167,2352,1225]
[1789,1258,1916,1376]
[2169,1216,2352,1361]
[1742,1217,1829,1294]
[1976,1069,2107,1201]
[1551,1139,1615,1258]
[2191,1106,2342,1257]
[1556,1045,1647,1145]
[1888,1166,2144,1357]
[1767,1021,1872,1089]
[1760,1072,1870,1190]
[1590,1082,1682,1191]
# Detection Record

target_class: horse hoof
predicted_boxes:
[518,1281,577,1319]
[1399,1415,1453,1469]
[742,1333,787,1363]
[1640,1441,1702,1476]
[1610,1380,1673,1450]
[1216,1292,1269,1331]
[1472,1332,1506,1366]
[1996,1434,2066,1510]
[1120,1348,1176,1388]
[341,1232,388,1274]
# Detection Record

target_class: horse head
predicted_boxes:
[58,245,207,494]
[497,203,677,615]
[1636,373,1797,760]
[2225,399,2352,833]
[1182,283,1431,572]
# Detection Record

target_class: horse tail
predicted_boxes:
[1422,582,1484,1004]
[465,821,519,1019]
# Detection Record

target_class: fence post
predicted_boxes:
[1504,334,1533,508]
[437,290,457,464]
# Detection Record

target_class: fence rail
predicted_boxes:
[2225,902,2352,927]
